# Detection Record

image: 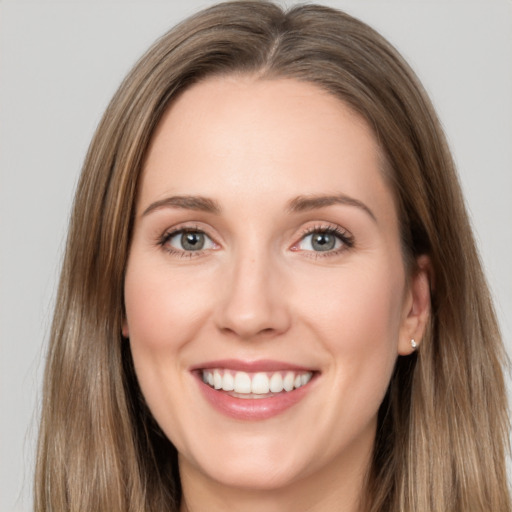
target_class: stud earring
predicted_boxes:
[411,339,418,350]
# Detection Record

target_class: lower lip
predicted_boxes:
[194,373,316,421]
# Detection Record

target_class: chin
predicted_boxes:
[201,458,305,491]
[178,434,315,492]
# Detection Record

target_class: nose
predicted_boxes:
[214,249,291,340]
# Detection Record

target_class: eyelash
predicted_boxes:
[157,225,215,258]
[294,224,355,258]
[157,223,354,258]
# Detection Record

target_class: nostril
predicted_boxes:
[219,325,277,339]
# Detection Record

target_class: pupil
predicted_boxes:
[312,233,335,251]
[181,232,204,251]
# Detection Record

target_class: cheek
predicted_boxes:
[294,264,405,439]
[123,256,213,350]
[293,260,405,396]
[122,256,209,438]
[122,256,210,413]
[298,262,404,340]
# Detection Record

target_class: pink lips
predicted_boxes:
[192,359,317,421]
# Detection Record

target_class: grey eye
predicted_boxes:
[310,232,336,251]
[297,231,343,252]
[167,230,215,251]
[181,232,205,250]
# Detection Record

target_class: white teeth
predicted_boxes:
[213,369,222,390]
[222,372,234,391]
[251,373,269,394]
[269,372,284,393]
[234,372,252,393]
[201,369,313,395]
[301,373,312,386]
[283,372,295,391]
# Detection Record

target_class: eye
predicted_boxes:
[294,226,353,253]
[161,229,217,253]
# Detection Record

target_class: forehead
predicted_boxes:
[139,76,395,225]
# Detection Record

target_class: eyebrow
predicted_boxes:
[142,195,222,216]
[287,194,377,222]
[141,193,376,222]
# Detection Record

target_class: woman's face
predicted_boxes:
[123,76,427,496]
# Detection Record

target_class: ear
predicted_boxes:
[122,318,129,339]
[398,255,432,355]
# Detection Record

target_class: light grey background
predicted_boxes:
[1,1,511,510]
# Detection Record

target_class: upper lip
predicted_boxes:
[190,359,316,373]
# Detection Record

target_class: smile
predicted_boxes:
[193,361,318,420]
[201,369,313,397]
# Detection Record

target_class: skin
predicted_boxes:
[123,76,431,512]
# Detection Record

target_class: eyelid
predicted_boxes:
[155,221,353,258]
[157,223,221,256]
[290,223,354,255]
[168,230,216,249]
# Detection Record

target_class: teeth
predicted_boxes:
[222,372,234,391]
[269,373,284,393]
[213,370,222,390]
[301,373,311,386]
[234,372,251,393]
[201,369,313,395]
[283,372,295,391]
[251,372,270,394]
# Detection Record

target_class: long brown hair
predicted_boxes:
[35,2,511,511]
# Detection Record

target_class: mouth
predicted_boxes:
[200,368,313,399]
[192,360,318,420]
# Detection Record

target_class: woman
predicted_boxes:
[35,2,511,511]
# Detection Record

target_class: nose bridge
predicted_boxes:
[215,241,290,339]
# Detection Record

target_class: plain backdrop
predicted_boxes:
[1,1,511,510]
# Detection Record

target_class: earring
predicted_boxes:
[411,339,418,350]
